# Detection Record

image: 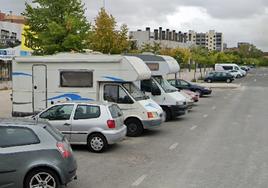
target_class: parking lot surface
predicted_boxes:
[1,68,268,188]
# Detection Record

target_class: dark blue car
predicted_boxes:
[168,79,212,97]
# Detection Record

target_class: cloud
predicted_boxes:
[1,0,268,50]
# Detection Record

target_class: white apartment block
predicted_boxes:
[129,28,224,52]
[187,30,224,51]
[129,27,194,50]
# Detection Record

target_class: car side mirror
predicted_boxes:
[152,87,161,96]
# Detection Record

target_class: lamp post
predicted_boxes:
[103,0,106,9]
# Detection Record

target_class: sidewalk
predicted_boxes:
[0,90,12,117]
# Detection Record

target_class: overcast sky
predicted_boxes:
[1,0,268,51]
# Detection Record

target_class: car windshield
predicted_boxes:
[122,83,149,101]
[154,76,178,93]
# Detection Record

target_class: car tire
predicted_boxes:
[125,119,144,137]
[87,133,108,153]
[24,168,60,188]
[226,79,231,83]
[162,107,172,122]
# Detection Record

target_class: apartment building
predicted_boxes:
[129,28,224,51]
[187,30,224,51]
[129,27,194,49]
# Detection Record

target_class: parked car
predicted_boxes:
[34,101,127,153]
[180,90,194,109]
[204,71,234,83]
[0,118,77,188]
[167,78,212,97]
[181,89,199,102]
[228,70,243,78]
[240,66,250,72]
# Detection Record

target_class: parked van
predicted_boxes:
[129,54,188,122]
[12,53,163,136]
[215,63,246,76]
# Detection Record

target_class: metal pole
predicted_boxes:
[103,0,105,9]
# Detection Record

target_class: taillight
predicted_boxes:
[147,112,154,119]
[57,142,71,158]
[107,120,116,129]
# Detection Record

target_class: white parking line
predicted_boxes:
[190,125,198,130]
[203,114,208,118]
[169,142,179,150]
[132,174,147,186]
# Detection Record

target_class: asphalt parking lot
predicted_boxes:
[1,68,268,188]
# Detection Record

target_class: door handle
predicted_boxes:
[64,123,71,126]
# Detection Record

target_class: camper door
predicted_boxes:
[32,65,47,113]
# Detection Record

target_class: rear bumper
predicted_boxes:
[202,90,212,95]
[142,118,162,129]
[102,125,127,144]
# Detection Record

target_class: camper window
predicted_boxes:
[60,71,93,87]
[104,85,133,104]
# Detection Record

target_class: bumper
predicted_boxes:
[102,125,127,144]
[202,90,212,95]
[142,118,162,129]
[187,101,195,109]
[170,104,188,117]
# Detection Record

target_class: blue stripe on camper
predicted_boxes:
[47,94,94,101]
[12,72,32,77]
[103,76,125,82]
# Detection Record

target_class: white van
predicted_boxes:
[215,63,246,76]
[12,53,163,136]
[129,54,188,122]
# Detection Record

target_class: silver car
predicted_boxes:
[0,118,77,188]
[35,101,127,153]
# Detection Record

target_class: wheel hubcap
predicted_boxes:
[30,172,56,188]
[128,123,137,133]
[91,137,104,151]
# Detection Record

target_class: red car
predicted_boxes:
[181,89,199,102]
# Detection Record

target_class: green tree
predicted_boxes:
[141,42,161,54]
[23,0,90,55]
[89,8,130,54]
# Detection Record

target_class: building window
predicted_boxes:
[60,71,93,87]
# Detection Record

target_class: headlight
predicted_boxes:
[176,101,184,105]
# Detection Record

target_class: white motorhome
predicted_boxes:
[12,53,163,136]
[129,54,188,122]
[215,63,246,76]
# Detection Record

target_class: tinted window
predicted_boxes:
[168,80,176,86]
[180,80,189,86]
[104,85,133,104]
[222,66,233,70]
[74,105,100,120]
[60,71,93,87]
[0,127,40,148]
[109,104,123,118]
[141,80,152,92]
[40,104,74,121]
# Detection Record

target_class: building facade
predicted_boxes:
[129,28,224,52]
[129,27,195,50]
[187,30,224,51]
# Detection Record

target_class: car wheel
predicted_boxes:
[125,119,144,137]
[226,79,231,83]
[236,75,241,78]
[87,133,108,153]
[24,168,60,188]
[162,107,172,122]
[207,79,212,83]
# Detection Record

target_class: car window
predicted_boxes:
[141,79,152,92]
[104,85,133,104]
[222,72,227,76]
[109,104,123,118]
[0,126,40,148]
[168,80,176,86]
[180,80,189,86]
[74,105,100,120]
[40,104,74,121]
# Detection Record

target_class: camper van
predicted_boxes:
[129,54,188,122]
[12,53,163,136]
[215,63,246,76]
